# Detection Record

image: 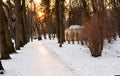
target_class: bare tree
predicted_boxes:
[55,0,60,43]
[14,0,28,50]
[81,0,105,57]
[2,0,16,54]
[55,0,65,47]
[0,0,11,59]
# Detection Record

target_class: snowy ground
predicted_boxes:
[1,37,120,76]
[1,41,74,76]
[42,38,120,76]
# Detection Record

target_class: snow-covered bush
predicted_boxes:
[69,25,84,30]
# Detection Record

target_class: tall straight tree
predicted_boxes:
[2,1,16,54]
[22,0,29,43]
[0,0,5,74]
[55,0,60,43]
[55,0,65,47]
[14,0,26,50]
[0,0,11,59]
[59,0,65,47]
[4,0,14,38]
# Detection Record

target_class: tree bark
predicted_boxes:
[1,0,16,54]
[55,0,60,43]
[22,0,29,43]
[14,0,26,50]
[4,18,16,54]
[59,0,65,47]
[0,1,11,59]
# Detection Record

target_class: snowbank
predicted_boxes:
[69,25,84,30]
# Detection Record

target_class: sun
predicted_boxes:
[3,0,7,2]
[66,0,69,3]
[38,12,44,17]
[34,0,41,4]
[38,11,45,18]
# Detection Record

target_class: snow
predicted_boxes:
[1,37,120,76]
[42,38,120,76]
[1,40,74,76]
[69,25,84,29]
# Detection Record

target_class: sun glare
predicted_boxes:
[3,0,7,2]
[38,11,44,18]
[66,0,69,3]
[34,0,41,4]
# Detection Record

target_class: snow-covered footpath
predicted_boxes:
[42,38,120,76]
[1,38,120,76]
[1,41,74,76]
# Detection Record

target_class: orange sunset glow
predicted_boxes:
[34,0,41,4]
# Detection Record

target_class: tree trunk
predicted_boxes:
[0,61,4,74]
[4,19,16,53]
[22,0,29,43]
[55,0,60,43]
[36,19,42,40]
[59,0,65,47]
[1,0,16,54]
[14,0,26,49]
[0,1,11,59]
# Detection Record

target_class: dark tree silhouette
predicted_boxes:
[0,61,4,74]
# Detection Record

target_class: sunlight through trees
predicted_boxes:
[0,0,120,74]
